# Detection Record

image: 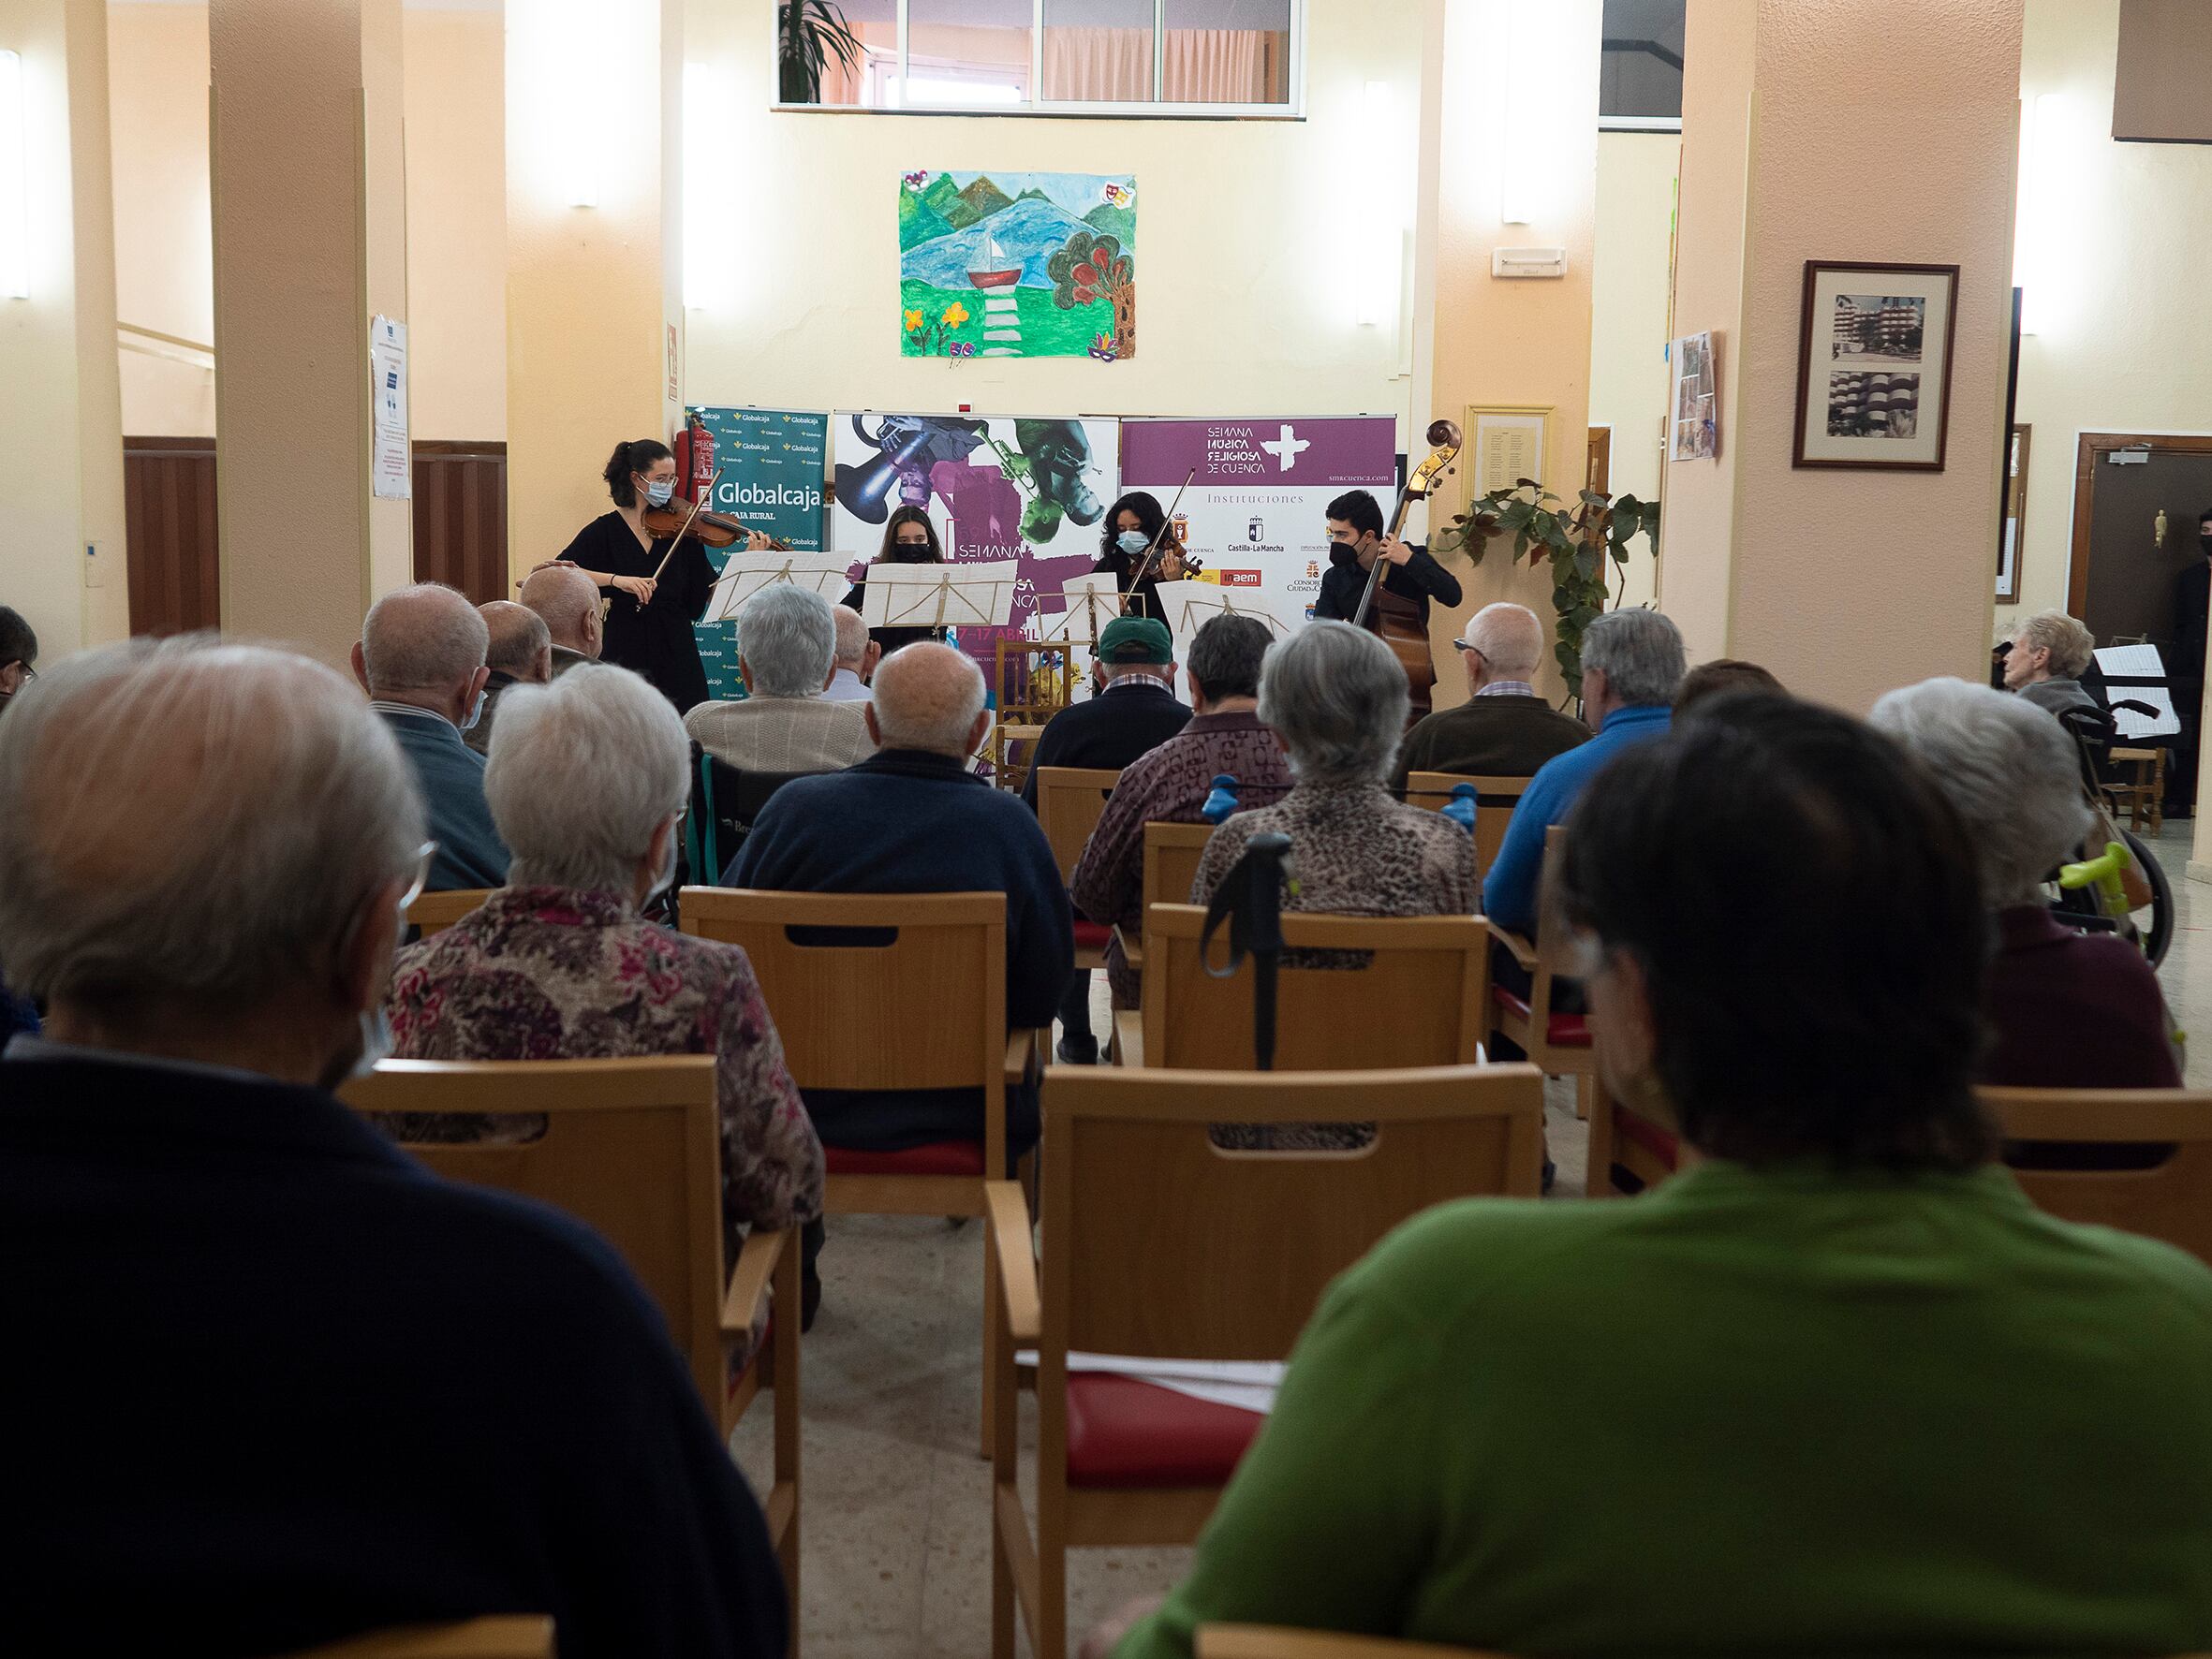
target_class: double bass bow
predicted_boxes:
[1349,419,1464,716]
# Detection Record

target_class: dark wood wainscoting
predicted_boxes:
[119,438,509,635]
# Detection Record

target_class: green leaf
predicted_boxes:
[1575,545,1600,580]
[1514,529,1532,558]
[1610,542,1630,565]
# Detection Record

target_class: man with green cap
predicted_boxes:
[1022,613,1191,1061]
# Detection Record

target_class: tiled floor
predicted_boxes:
[733,819,2205,1656]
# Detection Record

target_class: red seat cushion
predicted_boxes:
[1072,919,1113,951]
[1489,986,1592,1048]
[1615,1105,1680,1168]
[1064,1373,1264,1490]
[824,1141,986,1178]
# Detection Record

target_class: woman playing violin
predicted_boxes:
[1093,490,1196,624]
[535,438,772,714]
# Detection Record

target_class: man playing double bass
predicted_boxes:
[1311,489,1462,717]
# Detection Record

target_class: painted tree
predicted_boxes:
[1048,230,1136,359]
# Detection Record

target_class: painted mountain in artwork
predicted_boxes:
[898,187,955,251]
[1083,201,1136,245]
[901,198,1099,288]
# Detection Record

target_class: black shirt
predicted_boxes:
[560,511,715,713]
[1311,543,1462,627]
[1019,676,1193,809]
[1094,545,1172,622]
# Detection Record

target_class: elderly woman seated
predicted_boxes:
[382,662,825,1291]
[1091,696,2212,1659]
[1871,675,2178,1088]
[2002,607,2100,720]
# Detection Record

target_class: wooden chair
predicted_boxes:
[1034,765,1125,976]
[987,1064,1546,1659]
[679,887,1045,1453]
[1109,819,1217,982]
[1199,1629,1512,1659]
[404,888,492,937]
[287,1618,555,1658]
[1122,904,1488,1073]
[994,639,1077,794]
[339,1058,803,1638]
[1983,1085,2212,1267]
[2102,745,2166,833]
[1402,771,1529,877]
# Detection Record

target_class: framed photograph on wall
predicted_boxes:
[1670,330,1719,462]
[1792,261,1959,470]
[1996,424,2029,604]
[1467,404,1552,499]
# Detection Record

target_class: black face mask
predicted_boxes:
[892,539,935,563]
[1327,537,1363,570]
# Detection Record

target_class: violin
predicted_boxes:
[1126,466,1202,602]
[1350,418,1464,720]
[641,495,791,551]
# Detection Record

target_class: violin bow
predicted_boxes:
[1122,467,1200,609]
[647,466,725,590]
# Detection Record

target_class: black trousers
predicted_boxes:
[1057,967,1097,1057]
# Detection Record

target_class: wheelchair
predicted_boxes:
[2051,701,2174,968]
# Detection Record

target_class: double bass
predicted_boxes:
[1349,419,1464,717]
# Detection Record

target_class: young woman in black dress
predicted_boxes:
[841,505,951,658]
[543,438,768,713]
[1092,490,1193,623]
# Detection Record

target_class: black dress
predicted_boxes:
[560,511,715,713]
[843,567,951,657]
[1093,546,1166,622]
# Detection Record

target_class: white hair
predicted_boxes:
[361,582,488,695]
[1870,676,2094,907]
[0,637,425,1013]
[739,584,838,698]
[2013,609,2095,679]
[833,604,870,667]
[1257,621,1407,785]
[1464,602,1545,679]
[484,663,690,895]
[1580,608,1686,706]
[872,641,986,757]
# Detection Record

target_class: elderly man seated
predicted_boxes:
[465,599,553,756]
[730,641,1072,1159]
[2002,608,2101,721]
[518,561,605,674]
[1390,601,1588,792]
[1872,676,2179,1088]
[0,639,789,1656]
[685,584,876,773]
[823,604,877,703]
[351,582,509,890]
[386,661,826,1300]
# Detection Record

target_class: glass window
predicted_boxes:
[1162,0,1290,106]
[1042,0,1157,104]
[1600,0,1684,126]
[906,0,1033,107]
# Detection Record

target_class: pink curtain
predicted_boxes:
[815,22,894,105]
[1165,29,1276,104]
[1042,28,1152,102]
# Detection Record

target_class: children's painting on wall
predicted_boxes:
[899,170,1135,361]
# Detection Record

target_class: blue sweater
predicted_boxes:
[376,703,512,891]
[1481,702,1673,933]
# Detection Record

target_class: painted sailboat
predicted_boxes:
[966,233,1021,290]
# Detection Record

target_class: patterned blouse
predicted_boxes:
[380,887,825,1272]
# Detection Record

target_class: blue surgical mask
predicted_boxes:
[1116,530,1150,556]
[643,477,676,508]
[460,687,487,731]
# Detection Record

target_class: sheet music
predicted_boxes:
[1036,574,1123,648]
[703,553,855,624]
[2110,684,2182,741]
[860,560,1021,631]
[1149,579,1296,643]
[2094,642,2167,681]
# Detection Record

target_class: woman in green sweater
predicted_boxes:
[1097,692,2212,1659]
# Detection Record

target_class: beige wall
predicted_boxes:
[1588,129,1677,614]
[105,0,505,441]
[2008,0,2212,632]
[681,0,1422,437]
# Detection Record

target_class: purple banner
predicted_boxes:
[1121,417,1396,490]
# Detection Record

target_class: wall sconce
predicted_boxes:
[0,50,28,299]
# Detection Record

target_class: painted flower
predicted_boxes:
[941,301,970,328]
[904,307,924,332]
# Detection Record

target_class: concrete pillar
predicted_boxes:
[1410,0,1603,707]
[506,0,684,579]
[1660,0,2023,712]
[209,0,410,668]
[1,0,129,662]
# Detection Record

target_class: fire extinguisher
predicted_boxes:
[677,412,717,507]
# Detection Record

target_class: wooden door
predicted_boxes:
[412,440,509,604]
[123,436,220,638]
[2070,434,2212,656]
[1585,426,1612,495]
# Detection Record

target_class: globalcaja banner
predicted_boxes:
[686,406,829,702]
[1118,417,1399,632]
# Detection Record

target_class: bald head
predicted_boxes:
[0,638,423,1064]
[479,601,552,683]
[833,605,870,668]
[519,564,604,657]
[866,642,987,758]
[353,583,490,727]
[1462,601,1545,684]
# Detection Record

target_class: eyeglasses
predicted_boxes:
[397,842,438,913]
[1452,639,1485,658]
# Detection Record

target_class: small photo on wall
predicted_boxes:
[1794,262,1957,470]
[1670,330,1719,462]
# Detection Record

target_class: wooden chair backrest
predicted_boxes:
[1044,1065,1543,1362]
[1034,765,1124,881]
[1403,771,1528,877]
[339,1057,726,1426]
[1199,1627,1510,1659]
[1141,820,1217,915]
[1982,1085,2212,1267]
[680,887,1008,1165]
[286,1617,556,1658]
[1140,904,1489,1071]
[405,888,493,936]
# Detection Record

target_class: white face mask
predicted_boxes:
[349,1006,395,1080]
[460,686,487,731]
[642,477,676,508]
[1116,529,1150,556]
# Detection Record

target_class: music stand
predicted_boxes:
[703,553,855,625]
[1150,579,1295,658]
[859,560,1022,635]
[2092,642,2184,742]
[1037,574,1123,655]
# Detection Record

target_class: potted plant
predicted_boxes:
[1432,480,1661,690]
[779,0,864,105]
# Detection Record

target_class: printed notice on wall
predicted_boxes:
[371,315,410,501]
